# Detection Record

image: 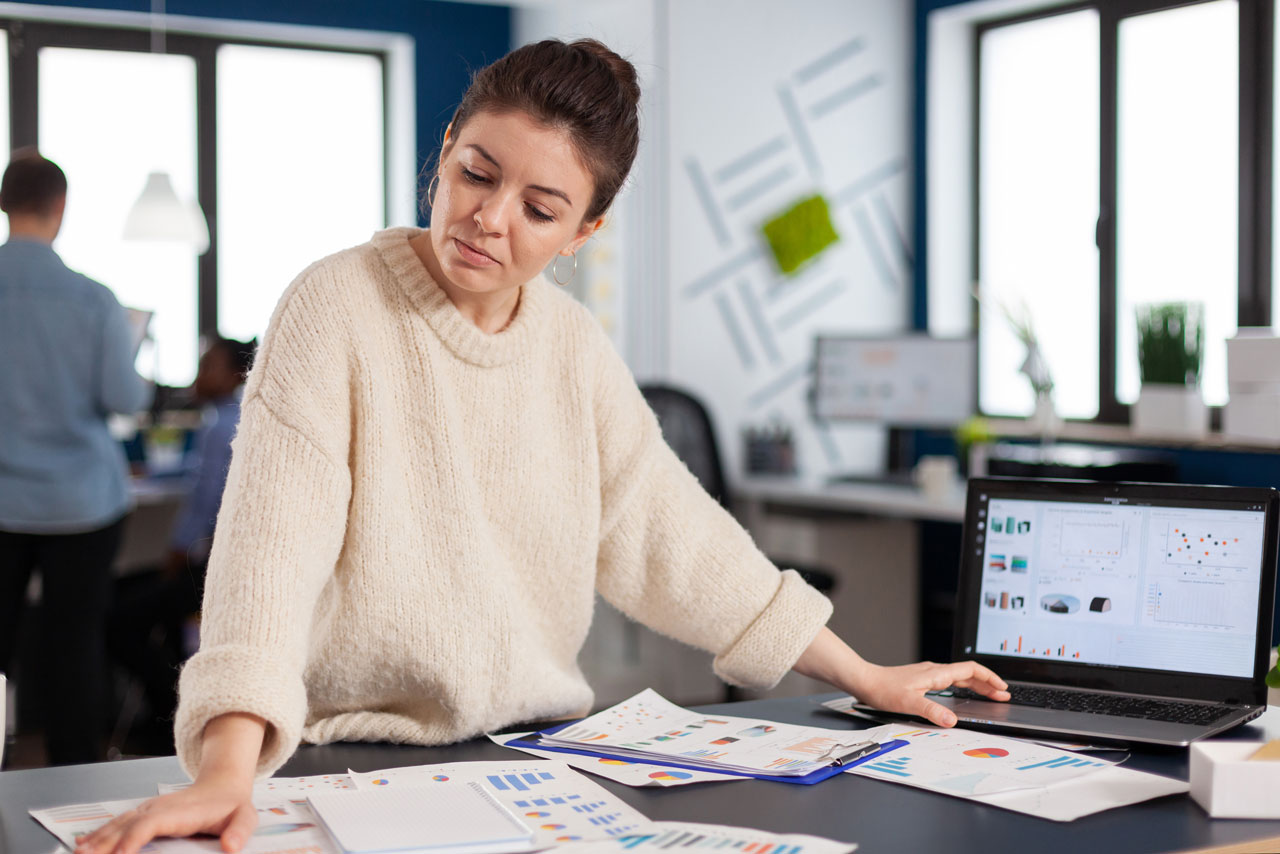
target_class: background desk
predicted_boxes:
[5,694,1280,854]
[733,477,967,687]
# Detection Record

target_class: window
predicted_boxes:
[217,45,385,342]
[39,48,200,385]
[1115,1,1238,407]
[967,0,1271,422]
[7,20,394,386]
[978,10,1100,419]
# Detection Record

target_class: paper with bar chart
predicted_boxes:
[829,719,1186,821]
[348,760,651,846]
[847,725,1116,797]
[537,689,877,777]
[489,731,747,786]
[555,821,857,854]
[31,794,339,853]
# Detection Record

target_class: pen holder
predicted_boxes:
[1190,741,1280,818]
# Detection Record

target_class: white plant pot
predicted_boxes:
[1132,384,1208,439]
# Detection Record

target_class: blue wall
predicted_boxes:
[27,0,512,225]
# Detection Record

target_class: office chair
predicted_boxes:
[638,384,837,598]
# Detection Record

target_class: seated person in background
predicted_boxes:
[107,336,255,752]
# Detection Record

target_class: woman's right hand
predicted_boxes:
[73,773,258,854]
[76,711,268,854]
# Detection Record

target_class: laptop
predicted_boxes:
[860,477,1279,747]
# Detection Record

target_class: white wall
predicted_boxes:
[518,0,914,482]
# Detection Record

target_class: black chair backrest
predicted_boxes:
[639,384,729,509]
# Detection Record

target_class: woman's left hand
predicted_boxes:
[847,660,1010,727]
[792,627,1010,728]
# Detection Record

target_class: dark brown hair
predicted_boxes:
[0,150,66,216]
[443,38,640,222]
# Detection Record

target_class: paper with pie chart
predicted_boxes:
[489,731,747,786]
[847,724,1117,796]
[348,760,652,846]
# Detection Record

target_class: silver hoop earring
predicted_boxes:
[426,174,440,207]
[552,252,577,286]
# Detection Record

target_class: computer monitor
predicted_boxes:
[811,334,976,427]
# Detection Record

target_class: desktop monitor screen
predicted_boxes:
[811,335,975,426]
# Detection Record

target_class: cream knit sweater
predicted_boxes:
[174,227,833,778]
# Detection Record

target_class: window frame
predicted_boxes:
[5,18,392,356]
[970,0,1274,423]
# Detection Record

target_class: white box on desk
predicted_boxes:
[1190,741,1280,818]
[1227,330,1280,386]
[1223,390,1280,444]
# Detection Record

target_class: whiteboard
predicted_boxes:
[812,335,976,426]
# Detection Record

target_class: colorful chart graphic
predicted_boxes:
[963,747,1010,759]
[598,759,633,766]
[556,836,583,842]
[737,724,775,737]
[1017,756,1106,771]
[648,770,693,781]
[865,755,912,777]
[784,736,842,757]
[431,775,449,781]
[514,794,582,808]
[541,824,567,831]
[988,554,1007,571]
[371,778,390,786]
[252,823,314,836]
[487,771,557,792]
[525,811,551,818]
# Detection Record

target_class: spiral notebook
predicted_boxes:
[307,781,537,854]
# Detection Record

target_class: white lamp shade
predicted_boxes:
[123,171,210,254]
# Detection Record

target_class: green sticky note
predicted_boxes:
[761,194,839,275]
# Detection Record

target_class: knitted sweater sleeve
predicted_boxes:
[174,266,353,779]
[591,332,832,690]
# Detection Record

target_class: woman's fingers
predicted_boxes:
[905,694,958,727]
[221,801,259,853]
[75,811,131,853]
[949,660,1010,699]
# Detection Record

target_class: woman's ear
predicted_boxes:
[567,217,604,254]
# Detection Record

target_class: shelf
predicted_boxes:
[985,417,1280,454]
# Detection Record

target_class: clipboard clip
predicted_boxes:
[818,740,883,767]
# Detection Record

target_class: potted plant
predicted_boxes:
[1132,301,1207,438]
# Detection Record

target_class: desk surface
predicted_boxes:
[735,476,967,523]
[4,694,1280,854]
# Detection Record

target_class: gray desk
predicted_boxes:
[5,694,1280,854]
[734,475,966,524]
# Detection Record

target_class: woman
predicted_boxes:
[80,39,1007,854]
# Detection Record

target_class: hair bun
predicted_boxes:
[570,38,641,110]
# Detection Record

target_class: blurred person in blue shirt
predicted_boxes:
[0,151,151,765]
[108,336,253,753]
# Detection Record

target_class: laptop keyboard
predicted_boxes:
[950,686,1232,726]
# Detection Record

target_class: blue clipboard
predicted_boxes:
[507,721,908,786]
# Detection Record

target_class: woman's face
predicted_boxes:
[427,110,599,297]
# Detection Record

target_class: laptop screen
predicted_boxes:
[968,490,1269,679]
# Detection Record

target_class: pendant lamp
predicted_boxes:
[123,171,210,254]
[122,0,210,255]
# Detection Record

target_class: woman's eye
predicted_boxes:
[526,205,555,223]
[461,167,488,184]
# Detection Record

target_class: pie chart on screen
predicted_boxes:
[649,770,694,780]
[963,747,1010,759]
